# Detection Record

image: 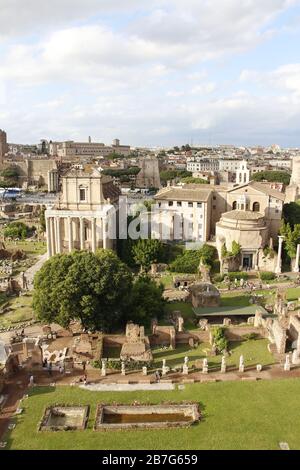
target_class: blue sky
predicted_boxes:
[0,0,300,147]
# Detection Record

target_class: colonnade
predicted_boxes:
[46,215,107,258]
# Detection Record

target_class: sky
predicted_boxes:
[1,0,300,147]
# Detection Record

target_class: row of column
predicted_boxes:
[46,216,107,258]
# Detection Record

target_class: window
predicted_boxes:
[253,202,260,212]
[188,202,193,207]
[79,188,86,202]
[168,201,173,206]
[197,202,202,208]
[177,201,182,207]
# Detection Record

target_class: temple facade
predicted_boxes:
[45,166,120,258]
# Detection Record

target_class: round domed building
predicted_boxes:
[216,209,272,271]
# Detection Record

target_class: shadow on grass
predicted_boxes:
[28,386,56,397]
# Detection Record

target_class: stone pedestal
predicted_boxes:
[221,356,226,373]
[284,354,291,371]
[142,366,147,376]
[202,358,208,374]
[121,362,126,376]
[239,355,244,373]
[256,364,262,372]
[101,360,106,377]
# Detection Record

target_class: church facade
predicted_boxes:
[45,167,120,258]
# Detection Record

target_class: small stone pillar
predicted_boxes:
[239,355,245,373]
[221,356,226,373]
[101,360,106,377]
[142,366,147,376]
[256,364,262,372]
[162,359,168,376]
[170,328,176,349]
[202,358,208,374]
[178,316,184,332]
[275,236,284,274]
[294,244,300,273]
[121,361,126,376]
[182,356,189,375]
[284,354,291,371]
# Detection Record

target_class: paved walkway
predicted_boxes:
[23,252,48,289]
[82,383,175,391]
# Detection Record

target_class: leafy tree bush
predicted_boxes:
[160,170,191,184]
[211,326,228,353]
[3,222,30,239]
[180,177,207,184]
[132,239,164,271]
[213,274,224,283]
[259,271,276,281]
[128,275,166,327]
[252,170,290,186]
[280,222,300,259]
[283,201,300,228]
[227,272,248,281]
[33,250,133,332]
[169,250,200,273]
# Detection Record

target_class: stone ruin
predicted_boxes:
[120,322,153,362]
[189,282,221,308]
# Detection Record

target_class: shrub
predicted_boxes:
[259,271,275,281]
[3,222,30,239]
[213,274,224,283]
[211,326,228,353]
[227,272,248,281]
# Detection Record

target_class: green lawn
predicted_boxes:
[5,378,300,450]
[0,293,34,328]
[165,302,196,329]
[152,339,274,369]
[4,240,46,256]
[286,288,300,301]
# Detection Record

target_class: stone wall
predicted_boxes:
[3,159,57,188]
[225,326,265,342]
[270,319,287,354]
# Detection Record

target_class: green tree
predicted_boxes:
[180,177,207,184]
[280,222,300,259]
[169,250,200,273]
[33,250,133,332]
[3,222,29,239]
[283,201,300,229]
[129,275,166,327]
[132,239,163,271]
[198,244,216,267]
[252,170,290,185]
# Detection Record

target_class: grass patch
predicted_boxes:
[0,293,34,328]
[152,339,274,369]
[6,378,300,449]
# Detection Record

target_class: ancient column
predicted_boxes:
[221,356,226,373]
[239,355,244,373]
[79,217,84,250]
[284,354,291,371]
[46,216,52,259]
[102,217,107,249]
[121,361,126,376]
[50,218,56,256]
[162,359,168,376]
[101,360,106,377]
[56,217,61,254]
[91,217,96,253]
[68,217,73,253]
[294,243,300,273]
[202,358,208,374]
[275,236,284,274]
[182,356,189,375]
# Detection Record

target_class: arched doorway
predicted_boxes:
[232,201,237,210]
[253,202,260,212]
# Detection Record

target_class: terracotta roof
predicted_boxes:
[227,181,285,201]
[221,210,264,220]
[154,186,212,202]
